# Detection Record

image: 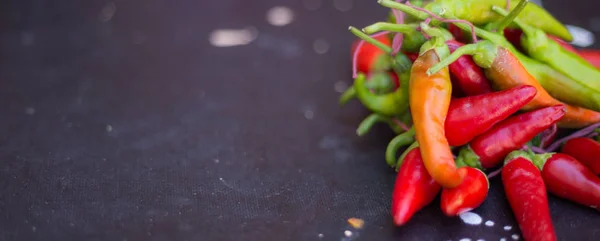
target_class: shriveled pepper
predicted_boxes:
[386,1,600,126]
[440,166,489,216]
[561,137,600,175]
[455,105,565,170]
[420,0,573,41]
[409,23,464,188]
[502,152,557,241]
[391,147,441,226]
[493,6,600,111]
[529,152,600,211]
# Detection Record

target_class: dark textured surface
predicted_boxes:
[0,0,599,240]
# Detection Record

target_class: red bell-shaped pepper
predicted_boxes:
[502,152,557,241]
[456,105,566,170]
[561,137,600,175]
[530,152,600,211]
[440,167,489,216]
[391,147,441,226]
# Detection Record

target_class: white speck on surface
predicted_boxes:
[98,2,116,22]
[266,6,294,26]
[333,0,353,12]
[511,234,519,240]
[459,238,471,241]
[214,159,220,164]
[32,226,36,232]
[303,0,322,10]
[25,107,36,115]
[21,32,34,46]
[334,81,348,93]
[344,230,352,237]
[313,39,330,54]
[318,233,324,238]
[209,27,258,47]
[500,238,507,241]
[504,225,512,231]
[106,125,113,132]
[459,211,482,225]
[304,109,315,119]
[476,239,485,241]
[485,220,495,227]
[567,25,595,47]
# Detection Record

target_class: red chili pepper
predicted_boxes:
[456,105,566,170]
[531,152,600,211]
[561,137,600,175]
[391,147,441,226]
[447,23,470,43]
[578,50,600,70]
[440,167,488,216]
[445,85,536,147]
[503,28,578,54]
[502,153,557,241]
[351,34,392,74]
[446,40,493,96]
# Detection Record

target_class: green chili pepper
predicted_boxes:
[423,0,573,41]
[493,6,600,97]
[356,112,412,136]
[362,23,428,53]
[382,1,600,113]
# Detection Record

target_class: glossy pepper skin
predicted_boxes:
[457,105,566,170]
[409,25,464,188]
[445,85,536,146]
[502,154,557,241]
[351,34,391,74]
[440,167,488,216]
[532,153,600,211]
[503,28,578,55]
[391,147,441,226]
[446,40,492,96]
[561,137,600,175]
[385,2,600,128]
[422,0,573,41]
[493,7,600,110]
[578,50,600,70]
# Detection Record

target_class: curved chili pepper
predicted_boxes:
[350,33,392,74]
[420,0,573,41]
[502,152,557,241]
[455,105,565,170]
[410,23,464,188]
[391,147,441,226]
[530,152,600,211]
[578,50,600,69]
[384,1,600,128]
[561,137,600,175]
[440,167,488,216]
[493,7,600,111]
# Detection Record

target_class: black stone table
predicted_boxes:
[0,0,599,240]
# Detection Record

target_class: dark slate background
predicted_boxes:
[0,0,599,240]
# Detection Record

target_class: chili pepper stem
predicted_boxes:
[491,5,548,48]
[385,127,416,167]
[357,113,389,136]
[349,26,392,54]
[379,0,435,25]
[427,41,498,75]
[339,87,356,105]
[396,141,419,170]
[362,22,416,35]
[487,0,529,33]
[456,146,483,170]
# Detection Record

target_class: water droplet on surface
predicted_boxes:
[266,6,294,26]
[344,230,352,237]
[511,234,519,240]
[459,238,471,241]
[485,220,494,227]
[304,109,315,120]
[303,0,323,10]
[567,25,595,47]
[333,0,353,12]
[106,125,113,132]
[209,27,258,47]
[334,81,348,93]
[317,233,324,238]
[313,39,330,54]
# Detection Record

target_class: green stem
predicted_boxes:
[456,146,484,170]
[356,113,391,136]
[396,141,419,171]
[419,22,452,41]
[426,44,481,75]
[362,22,417,35]
[378,0,440,25]
[491,4,533,34]
[339,87,356,106]
[349,26,392,54]
[490,0,529,33]
[385,127,416,167]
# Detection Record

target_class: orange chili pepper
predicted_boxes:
[409,24,465,188]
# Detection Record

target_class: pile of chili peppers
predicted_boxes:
[341,0,600,240]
